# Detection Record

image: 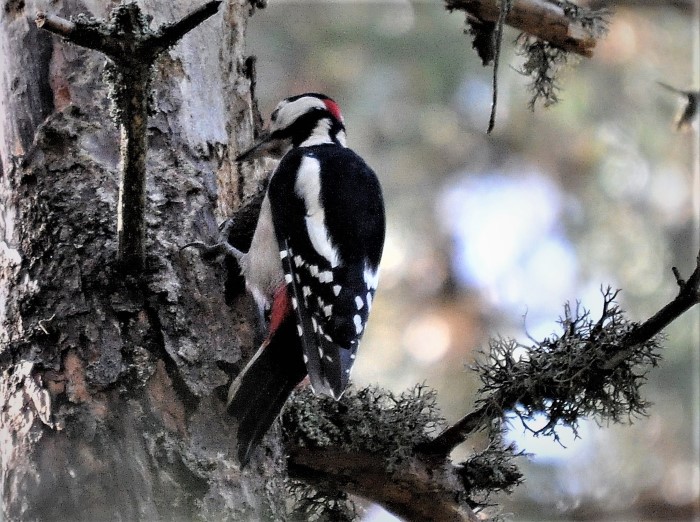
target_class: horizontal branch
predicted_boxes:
[446,0,603,57]
[288,447,479,522]
[34,12,74,35]
[35,12,119,56]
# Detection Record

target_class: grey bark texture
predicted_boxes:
[0,1,279,519]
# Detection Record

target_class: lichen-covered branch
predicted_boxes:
[283,385,443,468]
[36,2,221,273]
[283,386,525,520]
[446,0,608,57]
[287,447,480,522]
[424,252,700,456]
[449,0,609,120]
[283,386,481,521]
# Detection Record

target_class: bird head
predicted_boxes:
[237,93,346,161]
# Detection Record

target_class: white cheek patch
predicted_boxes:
[294,156,341,268]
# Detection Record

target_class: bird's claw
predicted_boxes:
[181,219,244,261]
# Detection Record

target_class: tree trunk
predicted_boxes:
[0,1,279,519]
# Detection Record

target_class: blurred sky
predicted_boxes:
[247,2,699,519]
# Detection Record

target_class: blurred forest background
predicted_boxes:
[247,2,698,520]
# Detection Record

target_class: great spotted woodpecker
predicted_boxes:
[210,93,385,465]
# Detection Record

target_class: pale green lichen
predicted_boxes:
[474,288,662,441]
[283,384,443,520]
[283,384,443,467]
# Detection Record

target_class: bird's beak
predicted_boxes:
[236,132,289,162]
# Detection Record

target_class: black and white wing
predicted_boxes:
[268,145,385,399]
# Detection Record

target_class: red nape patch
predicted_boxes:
[323,99,344,123]
[268,285,292,339]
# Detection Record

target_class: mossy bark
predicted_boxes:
[0,1,278,519]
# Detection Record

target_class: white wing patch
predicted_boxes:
[353,314,363,334]
[294,156,340,268]
[294,156,341,268]
[363,266,379,290]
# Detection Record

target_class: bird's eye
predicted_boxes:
[271,109,279,122]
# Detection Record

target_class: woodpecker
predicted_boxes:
[205,93,385,465]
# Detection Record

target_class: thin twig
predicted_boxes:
[602,252,700,370]
[487,0,512,133]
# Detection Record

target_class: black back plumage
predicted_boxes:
[268,144,385,398]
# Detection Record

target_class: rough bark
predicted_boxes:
[0,1,279,519]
